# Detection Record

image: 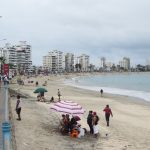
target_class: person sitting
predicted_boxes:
[50,96,54,103]
[37,93,41,101]
[77,124,86,138]
[40,92,46,102]
[42,81,47,86]
[60,114,70,135]
[70,116,77,131]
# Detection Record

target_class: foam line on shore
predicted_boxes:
[65,81,150,102]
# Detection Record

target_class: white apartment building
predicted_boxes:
[119,57,130,70]
[43,50,65,72]
[79,54,89,72]
[0,41,32,72]
[43,55,51,70]
[65,53,74,72]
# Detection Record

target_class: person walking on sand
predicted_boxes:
[58,89,61,101]
[16,95,21,121]
[103,105,113,126]
[87,110,93,134]
[100,89,103,97]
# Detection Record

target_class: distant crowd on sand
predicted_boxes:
[37,88,61,103]
[14,75,113,139]
[59,105,113,138]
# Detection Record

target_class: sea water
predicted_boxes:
[65,73,150,102]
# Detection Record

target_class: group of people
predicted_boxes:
[37,89,61,102]
[87,111,99,137]
[60,114,86,138]
[87,105,113,137]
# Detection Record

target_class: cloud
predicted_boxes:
[0,0,150,66]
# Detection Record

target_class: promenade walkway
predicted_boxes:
[0,85,5,150]
[0,87,4,149]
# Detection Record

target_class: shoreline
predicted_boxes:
[64,72,150,103]
[9,74,150,150]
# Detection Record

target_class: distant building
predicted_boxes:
[43,50,65,73]
[79,54,89,72]
[0,41,32,73]
[43,55,51,70]
[119,57,130,70]
[65,53,74,72]
[100,57,106,68]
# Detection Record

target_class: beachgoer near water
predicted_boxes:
[100,89,103,97]
[92,112,99,138]
[103,105,113,126]
[16,95,21,121]
[87,110,93,134]
[57,89,61,101]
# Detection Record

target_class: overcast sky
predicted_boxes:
[0,0,150,66]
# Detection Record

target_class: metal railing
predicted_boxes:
[1,82,12,150]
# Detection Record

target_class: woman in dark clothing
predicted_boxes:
[70,117,77,131]
[87,110,93,134]
[103,105,113,126]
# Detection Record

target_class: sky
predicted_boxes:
[0,0,150,66]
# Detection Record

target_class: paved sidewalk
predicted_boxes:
[0,86,5,150]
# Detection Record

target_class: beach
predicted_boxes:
[9,74,150,150]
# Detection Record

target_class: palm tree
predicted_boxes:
[0,56,6,74]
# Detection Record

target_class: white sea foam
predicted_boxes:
[65,80,150,102]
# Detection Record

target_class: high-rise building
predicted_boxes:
[43,50,65,72]
[119,57,130,70]
[79,54,89,72]
[65,53,74,72]
[43,55,51,70]
[0,41,32,73]
[101,57,106,68]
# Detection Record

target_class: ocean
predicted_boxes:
[65,73,150,102]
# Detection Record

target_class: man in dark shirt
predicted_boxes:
[87,110,93,134]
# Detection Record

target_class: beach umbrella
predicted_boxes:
[50,100,85,115]
[34,87,48,93]
[73,115,81,121]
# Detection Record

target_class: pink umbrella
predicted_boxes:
[50,100,85,115]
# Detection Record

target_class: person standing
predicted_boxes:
[57,89,61,101]
[103,105,113,126]
[16,95,21,121]
[87,110,93,134]
[4,75,9,85]
[100,89,103,97]
[92,112,99,138]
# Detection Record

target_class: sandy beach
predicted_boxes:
[9,74,150,150]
